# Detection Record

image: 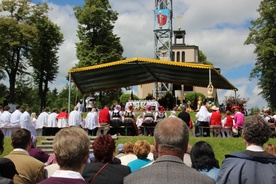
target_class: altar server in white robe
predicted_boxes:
[0,106,11,136]
[36,108,49,136]
[10,105,22,128]
[20,108,36,136]
[47,108,58,127]
[68,106,83,127]
[85,108,100,136]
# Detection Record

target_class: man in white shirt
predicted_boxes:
[36,108,49,136]
[0,106,12,136]
[10,105,22,128]
[20,108,36,136]
[47,109,58,127]
[68,106,83,127]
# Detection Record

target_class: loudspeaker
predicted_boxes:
[270,90,276,107]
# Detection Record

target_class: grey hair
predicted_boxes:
[154,117,189,154]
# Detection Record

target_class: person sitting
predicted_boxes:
[115,143,125,158]
[98,105,111,135]
[123,105,138,135]
[136,114,144,135]
[124,117,215,184]
[221,111,234,137]
[5,129,45,183]
[155,106,167,123]
[39,126,90,183]
[29,136,50,163]
[217,115,276,184]
[127,140,152,172]
[233,107,244,137]
[142,105,156,136]
[209,106,222,137]
[169,110,176,117]
[0,158,18,184]
[82,134,131,184]
[264,143,276,156]
[110,105,123,127]
[195,105,211,137]
[119,142,137,166]
[190,141,220,181]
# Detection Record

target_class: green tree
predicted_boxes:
[74,0,124,66]
[245,0,276,108]
[120,94,139,106]
[29,16,64,112]
[0,0,48,103]
[73,0,125,105]
[199,50,213,65]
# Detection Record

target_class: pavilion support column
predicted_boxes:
[68,73,72,113]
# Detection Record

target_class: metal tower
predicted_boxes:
[153,0,173,99]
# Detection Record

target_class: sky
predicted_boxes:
[3,0,267,109]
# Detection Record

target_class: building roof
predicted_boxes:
[68,57,237,94]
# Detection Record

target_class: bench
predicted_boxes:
[140,125,156,136]
[109,126,133,136]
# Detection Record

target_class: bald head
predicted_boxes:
[154,117,189,157]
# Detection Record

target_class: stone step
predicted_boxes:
[41,140,95,145]
[44,135,117,141]
[41,148,94,154]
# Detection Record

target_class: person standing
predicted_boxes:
[10,105,22,128]
[39,127,90,184]
[85,108,100,136]
[56,108,69,128]
[5,129,45,183]
[36,108,49,136]
[217,115,276,184]
[20,108,36,137]
[68,106,83,127]
[178,106,191,127]
[0,106,11,136]
[124,117,215,184]
[47,109,58,128]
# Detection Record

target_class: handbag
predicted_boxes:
[88,162,109,183]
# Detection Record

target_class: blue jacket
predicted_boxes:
[217,150,276,184]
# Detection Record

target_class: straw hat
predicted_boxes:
[211,105,219,111]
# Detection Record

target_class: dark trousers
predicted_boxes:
[195,121,210,137]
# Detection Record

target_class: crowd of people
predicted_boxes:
[193,101,276,138]
[0,115,276,183]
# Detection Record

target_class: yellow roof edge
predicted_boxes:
[68,57,214,73]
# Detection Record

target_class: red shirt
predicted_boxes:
[56,112,68,119]
[224,115,233,127]
[210,111,222,126]
[99,107,110,124]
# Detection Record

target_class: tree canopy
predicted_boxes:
[0,0,63,109]
[245,0,276,108]
[73,0,125,106]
